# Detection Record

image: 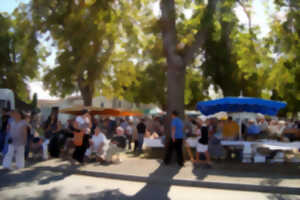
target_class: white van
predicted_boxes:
[0,89,15,110]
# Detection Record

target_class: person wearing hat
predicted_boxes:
[2,110,28,169]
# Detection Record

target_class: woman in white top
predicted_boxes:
[3,110,27,169]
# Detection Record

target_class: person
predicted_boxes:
[258,117,268,133]
[207,118,225,160]
[105,126,126,163]
[153,117,162,136]
[136,118,146,153]
[48,123,73,158]
[222,116,239,140]
[108,118,117,139]
[125,120,134,150]
[164,111,184,167]
[246,119,261,140]
[120,119,128,131]
[195,120,212,167]
[42,111,59,159]
[0,108,11,154]
[132,121,139,152]
[183,117,196,163]
[24,113,33,160]
[2,110,27,169]
[75,109,92,134]
[90,115,98,135]
[184,117,194,137]
[268,120,285,139]
[85,126,108,162]
[72,110,91,163]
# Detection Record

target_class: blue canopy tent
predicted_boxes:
[196,97,287,139]
[196,97,286,116]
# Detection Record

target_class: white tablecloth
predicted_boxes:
[255,141,300,151]
[143,138,300,163]
[143,138,254,148]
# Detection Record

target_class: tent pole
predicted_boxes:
[239,113,242,140]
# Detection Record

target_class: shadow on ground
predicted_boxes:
[1,163,181,200]
[0,162,79,189]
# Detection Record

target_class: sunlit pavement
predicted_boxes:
[0,172,299,200]
[0,156,300,200]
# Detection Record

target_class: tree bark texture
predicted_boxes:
[78,77,95,106]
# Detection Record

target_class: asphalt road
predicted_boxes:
[0,169,299,200]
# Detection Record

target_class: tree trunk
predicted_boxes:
[165,62,185,140]
[81,87,93,106]
[160,0,218,141]
[78,78,94,106]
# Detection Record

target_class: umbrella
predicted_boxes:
[196,97,286,116]
[144,107,164,115]
[118,110,143,117]
[93,108,143,117]
[196,97,287,139]
[93,108,121,116]
[60,105,103,115]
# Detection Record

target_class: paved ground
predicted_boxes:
[30,154,300,190]
[0,171,299,200]
[0,153,300,199]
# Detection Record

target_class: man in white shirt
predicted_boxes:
[85,126,107,161]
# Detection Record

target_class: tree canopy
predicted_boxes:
[0,5,46,102]
[31,0,142,105]
[267,0,300,116]
[1,0,299,117]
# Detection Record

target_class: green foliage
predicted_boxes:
[184,69,209,109]
[32,0,142,105]
[266,0,300,115]
[0,5,45,101]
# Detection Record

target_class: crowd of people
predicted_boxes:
[181,115,300,165]
[0,108,143,170]
[0,107,299,170]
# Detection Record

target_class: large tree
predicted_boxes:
[32,0,140,106]
[201,0,271,97]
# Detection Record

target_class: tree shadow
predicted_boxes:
[0,163,79,189]
[131,163,181,200]
[3,188,60,200]
[71,189,129,200]
[266,194,300,200]
[74,162,181,200]
[191,160,300,181]
[1,161,181,200]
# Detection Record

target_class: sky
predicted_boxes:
[1,0,276,100]
[0,0,30,13]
